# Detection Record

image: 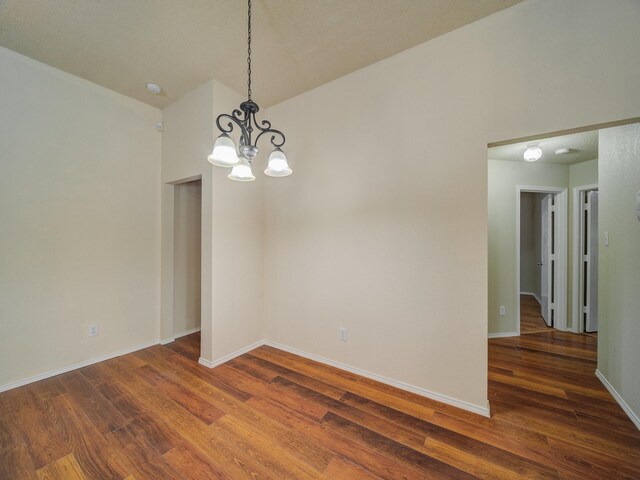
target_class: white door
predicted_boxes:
[585,191,599,332]
[540,194,553,326]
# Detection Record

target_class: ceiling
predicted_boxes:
[488,130,599,165]
[0,0,521,109]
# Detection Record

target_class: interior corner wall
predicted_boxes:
[161,79,264,363]
[598,123,640,425]
[262,0,640,411]
[0,47,162,388]
[210,81,265,359]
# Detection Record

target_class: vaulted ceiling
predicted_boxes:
[0,0,521,108]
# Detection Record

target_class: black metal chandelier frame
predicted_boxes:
[214,0,285,161]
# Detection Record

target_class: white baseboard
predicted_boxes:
[0,339,159,393]
[161,327,201,345]
[595,369,640,431]
[488,332,519,339]
[198,339,265,369]
[263,340,491,418]
[1,334,491,419]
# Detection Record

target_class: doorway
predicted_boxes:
[517,187,568,335]
[172,179,202,340]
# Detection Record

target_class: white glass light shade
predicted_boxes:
[208,133,239,167]
[228,156,255,182]
[523,146,542,162]
[264,148,292,177]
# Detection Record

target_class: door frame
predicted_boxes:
[161,174,203,345]
[572,183,598,333]
[516,185,568,336]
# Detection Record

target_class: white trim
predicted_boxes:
[198,339,266,369]
[161,327,201,345]
[488,332,519,339]
[0,340,159,393]
[572,184,598,333]
[198,357,215,368]
[263,340,491,418]
[516,186,568,336]
[595,369,640,430]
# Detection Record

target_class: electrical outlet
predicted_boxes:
[339,327,348,341]
[89,324,99,337]
[499,306,506,316]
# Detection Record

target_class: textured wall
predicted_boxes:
[598,123,640,424]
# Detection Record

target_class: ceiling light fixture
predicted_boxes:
[145,82,162,94]
[207,0,291,181]
[523,145,542,162]
[555,148,571,155]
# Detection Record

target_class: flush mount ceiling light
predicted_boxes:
[207,0,291,181]
[145,82,162,94]
[523,145,542,162]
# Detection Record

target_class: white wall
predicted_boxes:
[598,123,640,426]
[520,193,536,294]
[160,80,264,363]
[263,0,640,412]
[173,180,202,335]
[0,47,162,387]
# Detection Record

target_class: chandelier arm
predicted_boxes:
[215,111,250,145]
[255,128,286,148]
[253,113,286,148]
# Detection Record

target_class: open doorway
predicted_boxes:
[517,187,568,335]
[519,191,563,334]
[488,129,599,337]
[172,179,202,347]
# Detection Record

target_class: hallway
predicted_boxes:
[520,294,550,334]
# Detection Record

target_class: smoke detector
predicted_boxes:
[555,148,571,155]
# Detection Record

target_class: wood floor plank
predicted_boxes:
[1,329,639,479]
[36,453,87,480]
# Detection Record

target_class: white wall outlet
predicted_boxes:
[339,327,348,341]
[499,306,506,316]
[604,231,609,247]
[88,324,99,337]
[636,190,640,221]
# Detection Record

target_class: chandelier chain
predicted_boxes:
[247,0,252,101]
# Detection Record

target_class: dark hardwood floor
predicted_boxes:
[520,294,551,334]
[1,331,639,479]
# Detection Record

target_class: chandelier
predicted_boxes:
[207,0,291,181]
